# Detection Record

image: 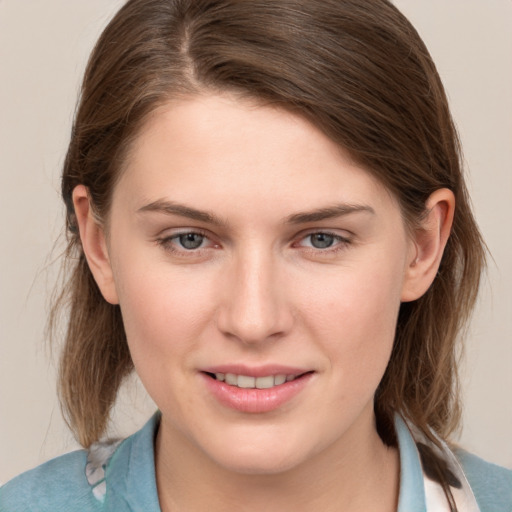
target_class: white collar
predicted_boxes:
[396,414,480,512]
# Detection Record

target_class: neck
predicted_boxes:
[155,410,399,512]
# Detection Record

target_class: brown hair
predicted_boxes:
[54,0,484,497]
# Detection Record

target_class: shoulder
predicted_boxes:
[0,450,102,512]
[455,448,512,511]
[0,413,161,512]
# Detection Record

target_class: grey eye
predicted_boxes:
[178,233,205,250]
[309,233,335,249]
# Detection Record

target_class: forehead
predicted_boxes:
[115,93,399,221]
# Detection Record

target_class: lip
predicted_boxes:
[200,365,314,413]
[200,364,309,378]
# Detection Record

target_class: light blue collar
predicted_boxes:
[103,413,161,511]
[395,414,428,511]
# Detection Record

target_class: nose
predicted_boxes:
[216,248,294,345]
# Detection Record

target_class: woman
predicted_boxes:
[1,0,510,510]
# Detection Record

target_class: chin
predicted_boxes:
[202,429,316,476]
[216,451,305,476]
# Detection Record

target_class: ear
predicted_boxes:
[73,185,119,305]
[401,188,455,302]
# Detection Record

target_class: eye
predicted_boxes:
[296,231,350,251]
[308,233,336,249]
[176,232,206,250]
[157,230,214,253]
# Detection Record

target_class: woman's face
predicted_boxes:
[104,93,416,474]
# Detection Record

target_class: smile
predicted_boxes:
[210,373,298,389]
[201,369,314,413]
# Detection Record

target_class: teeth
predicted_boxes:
[256,375,274,389]
[275,375,287,385]
[217,373,298,389]
[237,375,256,388]
[225,373,237,385]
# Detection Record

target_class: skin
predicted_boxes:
[74,93,454,511]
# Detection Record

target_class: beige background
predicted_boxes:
[0,0,511,484]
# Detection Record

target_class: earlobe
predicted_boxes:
[72,185,119,305]
[401,188,455,302]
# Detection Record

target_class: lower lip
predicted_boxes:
[201,373,314,413]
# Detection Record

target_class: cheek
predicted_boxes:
[301,258,402,329]
[113,257,216,367]
[114,265,218,413]
[294,254,404,377]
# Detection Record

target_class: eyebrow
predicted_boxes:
[137,199,227,227]
[285,204,375,224]
[137,199,375,226]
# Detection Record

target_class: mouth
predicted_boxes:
[200,365,315,413]
[203,371,311,390]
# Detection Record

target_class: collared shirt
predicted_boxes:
[1,412,511,511]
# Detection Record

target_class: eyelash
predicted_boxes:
[156,230,213,254]
[294,231,351,255]
[155,230,352,256]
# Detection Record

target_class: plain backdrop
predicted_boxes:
[0,0,511,484]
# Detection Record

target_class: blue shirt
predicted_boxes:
[1,413,511,511]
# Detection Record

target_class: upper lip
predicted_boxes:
[200,364,311,378]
